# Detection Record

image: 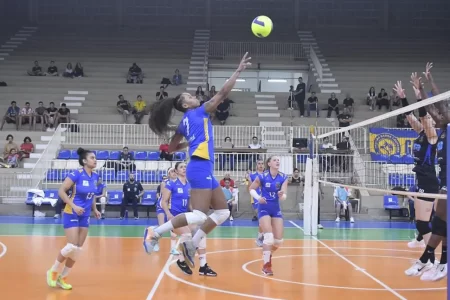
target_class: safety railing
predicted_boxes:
[208,41,308,60]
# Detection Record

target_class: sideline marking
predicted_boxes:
[0,242,7,258]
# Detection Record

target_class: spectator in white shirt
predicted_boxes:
[248,136,263,170]
[19,102,34,130]
[321,137,336,150]
[334,185,354,223]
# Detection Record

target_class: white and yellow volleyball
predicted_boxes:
[251,15,273,38]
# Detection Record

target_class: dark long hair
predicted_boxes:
[148,95,186,135]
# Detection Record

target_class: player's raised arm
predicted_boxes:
[394,81,423,134]
[204,52,251,113]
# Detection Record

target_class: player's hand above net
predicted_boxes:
[410,72,423,90]
[423,62,434,82]
[237,52,252,72]
[393,81,406,99]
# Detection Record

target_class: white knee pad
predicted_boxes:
[185,210,208,225]
[209,209,230,225]
[71,247,82,262]
[274,239,284,247]
[60,243,77,258]
[99,197,106,204]
[179,233,192,243]
[263,233,274,245]
[198,237,207,250]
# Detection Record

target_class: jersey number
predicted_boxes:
[268,192,276,198]
[182,199,188,207]
[86,193,95,200]
[183,117,190,136]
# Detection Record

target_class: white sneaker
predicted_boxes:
[230,216,234,221]
[405,260,433,276]
[153,243,160,252]
[350,217,355,223]
[421,263,447,281]
[407,239,426,248]
[170,248,180,255]
[335,217,340,222]
[317,224,324,229]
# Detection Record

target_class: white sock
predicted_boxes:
[263,251,271,264]
[192,229,207,247]
[51,260,61,272]
[258,232,263,239]
[198,254,206,267]
[61,266,71,278]
[170,239,176,249]
[154,221,174,237]
[179,253,185,262]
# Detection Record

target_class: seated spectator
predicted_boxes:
[115,146,136,172]
[5,149,20,168]
[27,61,44,76]
[0,101,20,131]
[337,107,352,135]
[222,179,237,221]
[390,88,400,110]
[376,88,389,110]
[74,62,84,77]
[220,173,235,188]
[63,63,74,78]
[126,63,143,84]
[156,86,168,101]
[95,177,107,219]
[321,137,335,150]
[248,136,262,169]
[55,103,70,127]
[116,95,132,123]
[307,91,319,117]
[209,86,217,98]
[159,138,173,161]
[46,102,58,130]
[19,102,34,130]
[219,137,235,170]
[132,95,146,124]
[34,101,48,131]
[342,93,354,116]
[2,134,19,162]
[216,98,232,125]
[19,136,34,160]
[46,61,59,76]
[367,86,376,110]
[172,69,182,85]
[196,86,205,97]
[326,93,339,118]
[334,185,354,223]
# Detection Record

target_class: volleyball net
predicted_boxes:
[302,88,450,236]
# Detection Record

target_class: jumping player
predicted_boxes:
[154,168,179,254]
[144,53,251,268]
[248,159,265,246]
[46,148,101,290]
[249,156,288,276]
[394,79,439,276]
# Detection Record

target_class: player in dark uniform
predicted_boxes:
[394,80,439,276]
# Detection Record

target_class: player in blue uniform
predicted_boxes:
[154,168,179,254]
[249,156,288,276]
[395,78,439,276]
[144,53,251,268]
[248,159,265,247]
[46,148,101,290]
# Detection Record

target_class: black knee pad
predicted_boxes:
[416,220,431,235]
[431,216,447,237]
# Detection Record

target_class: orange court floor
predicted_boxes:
[0,218,446,300]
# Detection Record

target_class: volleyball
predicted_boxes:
[251,15,273,38]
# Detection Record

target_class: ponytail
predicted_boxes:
[148,95,182,135]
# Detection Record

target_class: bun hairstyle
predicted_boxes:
[77,147,93,167]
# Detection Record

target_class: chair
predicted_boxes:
[70,150,79,159]
[148,151,160,161]
[131,171,142,182]
[101,169,116,182]
[96,150,110,160]
[107,191,123,205]
[57,149,71,160]
[142,171,157,183]
[109,151,121,160]
[383,195,405,219]
[45,190,58,199]
[116,170,129,182]
[134,151,148,161]
[142,190,158,217]
[174,152,186,161]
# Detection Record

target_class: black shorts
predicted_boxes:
[416,173,439,202]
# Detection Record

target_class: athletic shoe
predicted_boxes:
[178,240,196,268]
[405,260,433,276]
[407,239,425,249]
[143,226,160,255]
[199,264,217,277]
[317,224,324,229]
[56,276,72,290]
[350,217,355,223]
[153,243,160,252]
[262,262,273,276]
[335,217,340,222]
[176,260,192,275]
[46,269,58,288]
[170,248,180,255]
[421,263,447,281]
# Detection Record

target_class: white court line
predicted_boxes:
[289,221,407,300]
[0,242,7,258]
[146,240,180,300]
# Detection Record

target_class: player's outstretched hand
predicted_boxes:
[393,81,406,99]
[237,52,252,72]
[410,72,423,90]
[94,210,101,219]
[423,62,434,82]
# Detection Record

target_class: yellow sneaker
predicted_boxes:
[56,276,72,290]
[46,269,58,288]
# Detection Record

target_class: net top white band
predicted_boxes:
[317,90,450,140]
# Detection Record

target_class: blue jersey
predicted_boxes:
[258,171,288,202]
[63,168,99,216]
[249,171,262,203]
[165,178,190,214]
[95,183,106,196]
[177,105,214,162]
[156,180,169,211]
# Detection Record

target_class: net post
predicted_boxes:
[303,157,312,236]
[447,124,450,297]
